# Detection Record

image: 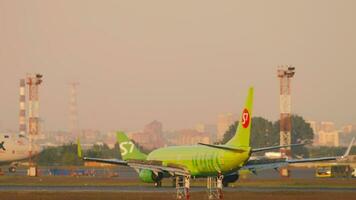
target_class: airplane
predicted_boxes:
[82,87,354,187]
[0,133,42,172]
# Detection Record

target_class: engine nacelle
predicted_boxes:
[138,169,163,183]
[222,174,239,187]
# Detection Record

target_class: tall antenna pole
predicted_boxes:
[277,66,295,177]
[69,82,79,140]
[26,73,43,168]
[19,79,26,136]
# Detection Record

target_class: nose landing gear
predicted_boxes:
[8,166,16,173]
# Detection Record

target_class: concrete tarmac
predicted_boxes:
[1,166,356,195]
[0,185,355,193]
[3,166,316,180]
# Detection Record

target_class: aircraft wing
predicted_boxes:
[83,157,190,176]
[83,157,128,165]
[241,156,338,173]
[241,160,288,173]
[251,143,304,153]
[286,137,355,164]
[242,137,355,173]
[127,161,190,176]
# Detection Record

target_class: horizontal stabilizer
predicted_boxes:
[198,143,246,152]
[251,143,304,153]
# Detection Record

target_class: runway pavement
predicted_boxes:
[3,166,138,179]
[3,166,315,180]
[0,185,355,193]
[1,166,356,195]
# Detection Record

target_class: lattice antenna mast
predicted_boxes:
[277,66,295,158]
[26,73,43,166]
[69,82,80,139]
[19,79,26,136]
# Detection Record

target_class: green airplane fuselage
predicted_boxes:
[147,145,251,177]
[117,87,254,181]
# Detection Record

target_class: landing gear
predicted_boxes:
[8,166,16,173]
[172,176,181,187]
[176,175,190,200]
[207,173,224,200]
[8,162,20,173]
[154,180,162,187]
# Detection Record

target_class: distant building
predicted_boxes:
[195,123,206,133]
[341,125,354,134]
[195,123,217,143]
[80,129,102,143]
[101,131,117,148]
[129,120,166,150]
[217,113,237,142]
[307,120,339,146]
[317,130,340,147]
[52,131,72,144]
[307,120,320,145]
[319,121,336,132]
[169,129,210,145]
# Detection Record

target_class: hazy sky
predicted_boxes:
[0,0,355,132]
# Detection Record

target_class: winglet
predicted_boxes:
[77,137,82,158]
[342,137,355,158]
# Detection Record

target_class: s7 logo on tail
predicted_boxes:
[120,141,134,156]
[241,109,250,128]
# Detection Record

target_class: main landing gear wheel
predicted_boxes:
[154,180,162,187]
[9,166,16,173]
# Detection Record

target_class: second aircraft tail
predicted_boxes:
[117,131,147,161]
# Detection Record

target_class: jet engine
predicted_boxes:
[138,169,163,183]
[222,174,239,187]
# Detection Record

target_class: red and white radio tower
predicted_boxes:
[277,66,295,177]
[19,79,26,136]
[26,73,43,168]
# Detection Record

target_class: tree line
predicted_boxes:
[36,115,355,165]
[221,115,356,158]
[220,115,313,158]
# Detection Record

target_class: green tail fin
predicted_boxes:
[117,131,147,161]
[226,87,254,147]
